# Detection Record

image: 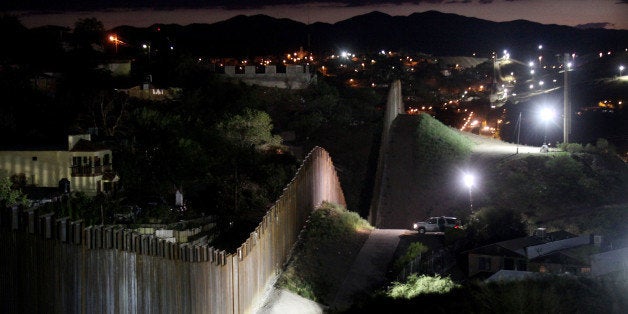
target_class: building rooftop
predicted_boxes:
[70,139,109,152]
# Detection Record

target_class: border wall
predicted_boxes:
[368,80,404,227]
[0,147,345,313]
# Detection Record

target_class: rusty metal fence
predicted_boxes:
[0,146,345,313]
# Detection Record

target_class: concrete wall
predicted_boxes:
[368,80,404,226]
[0,147,345,313]
[223,65,315,89]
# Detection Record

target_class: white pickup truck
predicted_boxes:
[412,216,462,234]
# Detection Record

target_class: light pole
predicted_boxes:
[109,35,119,53]
[620,65,625,77]
[540,107,555,145]
[516,112,522,154]
[142,43,151,62]
[108,34,126,53]
[463,173,475,213]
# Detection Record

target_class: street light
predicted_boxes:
[620,65,625,77]
[539,107,556,145]
[463,173,475,213]
[142,43,151,62]
[108,34,126,53]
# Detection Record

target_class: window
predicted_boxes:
[32,156,37,161]
[72,157,82,166]
[104,154,111,165]
[479,257,492,271]
[427,218,437,224]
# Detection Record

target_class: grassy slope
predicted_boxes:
[276,202,373,305]
[376,113,475,227]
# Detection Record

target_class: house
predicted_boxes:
[467,230,593,277]
[0,134,118,196]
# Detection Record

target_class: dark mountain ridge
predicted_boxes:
[54,10,628,57]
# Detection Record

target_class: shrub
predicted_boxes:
[393,242,428,272]
[558,142,584,153]
[465,207,527,245]
[386,274,459,299]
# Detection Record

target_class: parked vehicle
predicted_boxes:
[412,216,462,234]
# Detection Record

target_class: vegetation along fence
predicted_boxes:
[397,248,456,282]
[0,146,345,313]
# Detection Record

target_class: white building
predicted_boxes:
[0,134,118,196]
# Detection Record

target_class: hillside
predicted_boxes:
[375,113,628,237]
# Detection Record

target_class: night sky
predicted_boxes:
[4,0,628,30]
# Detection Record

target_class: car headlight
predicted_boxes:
[413,223,418,229]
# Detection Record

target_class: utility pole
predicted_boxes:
[516,112,521,154]
[563,53,571,144]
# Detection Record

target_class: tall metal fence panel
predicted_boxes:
[0,146,344,314]
[369,80,403,227]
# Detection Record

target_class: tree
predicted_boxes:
[466,207,528,245]
[0,176,27,208]
[216,109,282,150]
[82,90,130,137]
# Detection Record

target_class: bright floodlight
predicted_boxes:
[529,61,534,67]
[463,174,475,188]
[540,107,556,122]
[620,65,625,76]
[538,44,543,50]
